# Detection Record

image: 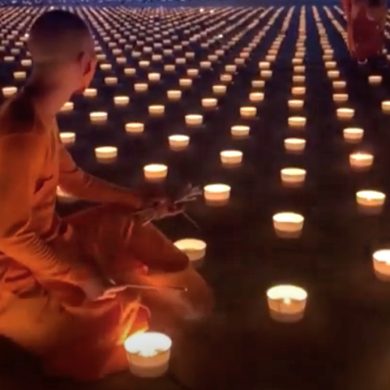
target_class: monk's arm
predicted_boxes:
[0,133,98,288]
[58,142,143,210]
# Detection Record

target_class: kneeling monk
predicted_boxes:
[0,10,213,381]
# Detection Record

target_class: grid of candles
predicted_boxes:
[1,3,390,379]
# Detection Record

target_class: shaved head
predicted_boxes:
[29,10,94,65]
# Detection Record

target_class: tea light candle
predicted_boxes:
[105,77,118,86]
[169,134,190,151]
[349,152,374,171]
[372,249,390,281]
[167,90,182,101]
[144,164,168,182]
[13,71,26,80]
[381,101,390,114]
[327,70,340,79]
[368,75,382,86]
[179,78,192,88]
[124,67,136,76]
[2,86,17,98]
[231,125,250,139]
[114,96,130,106]
[185,114,203,127]
[187,68,199,78]
[95,146,118,162]
[100,63,112,71]
[83,88,97,98]
[220,150,243,167]
[240,106,257,119]
[291,87,306,97]
[260,70,272,79]
[59,132,76,146]
[164,64,176,73]
[288,99,304,110]
[343,127,364,143]
[125,122,144,135]
[149,105,165,117]
[258,61,270,70]
[333,80,346,90]
[204,184,231,206]
[148,72,161,83]
[325,61,337,69]
[284,138,306,153]
[337,108,354,120]
[288,116,306,129]
[281,168,306,187]
[134,83,148,93]
[174,238,206,268]
[124,332,172,378]
[266,285,308,322]
[21,59,32,67]
[249,92,264,103]
[356,190,386,214]
[292,75,305,84]
[333,93,348,103]
[213,85,227,96]
[202,98,218,109]
[90,111,108,124]
[273,212,305,238]
[60,101,74,113]
[252,80,265,89]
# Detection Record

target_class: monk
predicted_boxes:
[342,0,386,62]
[0,10,213,381]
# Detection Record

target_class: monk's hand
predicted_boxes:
[81,277,127,301]
[137,197,184,224]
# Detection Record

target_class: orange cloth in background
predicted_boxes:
[0,94,188,380]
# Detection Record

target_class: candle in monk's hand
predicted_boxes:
[60,132,76,146]
[373,249,390,281]
[125,122,144,135]
[281,168,306,187]
[220,150,243,167]
[149,105,165,117]
[349,152,374,171]
[144,164,168,182]
[169,135,190,151]
[343,127,364,143]
[337,107,354,120]
[266,285,308,322]
[204,184,231,206]
[95,146,118,162]
[167,90,182,101]
[124,332,172,378]
[114,96,129,107]
[240,106,257,119]
[356,190,386,215]
[273,212,305,238]
[174,238,207,268]
[90,111,107,124]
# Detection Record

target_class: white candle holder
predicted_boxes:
[292,75,305,84]
[333,93,348,104]
[90,111,108,124]
[13,71,26,80]
[144,164,168,182]
[164,64,176,73]
[258,61,270,70]
[125,122,144,135]
[327,70,340,79]
[148,73,161,83]
[169,135,190,151]
[373,249,390,281]
[124,332,172,378]
[240,106,257,119]
[260,70,273,80]
[343,127,364,143]
[59,132,76,146]
[185,114,203,127]
[174,238,206,268]
[288,116,306,129]
[273,212,305,238]
[356,190,386,215]
[281,168,306,187]
[149,105,165,117]
[291,86,306,97]
[332,80,346,90]
[95,146,118,162]
[179,78,192,89]
[220,150,243,167]
[204,184,231,206]
[266,285,308,322]
[124,68,136,76]
[252,80,265,89]
[349,152,374,171]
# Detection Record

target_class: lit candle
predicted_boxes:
[204,184,231,206]
[291,86,306,97]
[167,90,182,101]
[240,106,257,119]
[273,212,305,238]
[249,92,264,103]
[212,85,227,96]
[258,61,270,69]
[332,80,346,90]
[185,114,203,127]
[187,68,199,78]
[343,127,364,143]
[124,67,136,76]
[169,134,190,151]
[114,96,130,107]
[252,80,265,89]
[381,101,390,114]
[324,61,337,69]
[220,74,233,83]
[372,249,390,281]
[174,238,207,268]
[337,108,354,120]
[2,86,17,98]
[83,88,97,98]
[100,63,112,71]
[260,70,272,79]
[202,98,218,109]
[139,60,150,69]
[266,285,308,322]
[125,122,144,135]
[149,105,165,117]
[293,65,305,74]
[288,99,304,110]
[148,72,161,83]
[164,64,176,73]
[281,168,306,187]
[60,101,74,113]
[124,332,172,378]
[292,75,305,84]
[231,125,250,139]
[356,190,386,215]
[368,75,382,86]
[21,59,32,67]
[90,111,107,124]
[59,132,76,146]
[349,152,374,171]
[225,64,237,73]
[134,83,149,93]
[13,71,26,80]
[220,150,243,167]
[95,146,118,162]
[105,76,118,86]
[327,70,340,79]
[284,138,306,153]
[179,78,192,88]
[144,164,168,182]
[333,93,348,103]
[288,116,306,129]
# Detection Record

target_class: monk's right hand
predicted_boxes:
[81,278,127,301]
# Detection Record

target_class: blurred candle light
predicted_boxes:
[90,111,107,124]
[369,75,382,86]
[288,116,306,129]
[213,84,227,96]
[291,86,306,97]
[349,152,374,171]
[381,101,390,114]
[288,99,304,110]
[343,127,364,143]
[284,138,306,153]
[231,125,250,139]
[125,122,144,135]
[356,190,386,215]
[95,146,118,162]
[337,107,354,120]
[56,186,77,203]
[13,71,26,80]
[273,212,305,238]
[105,76,118,86]
[114,96,129,106]
[148,72,161,83]
[249,92,264,103]
[134,83,148,93]
[240,106,257,119]
[185,114,203,127]
[202,98,218,109]
[220,150,243,167]
[169,134,190,151]
[333,93,348,103]
[204,184,231,206]
[144,164,168,182]
[174,238,206,268]
[2,86,17,98]
[149,105,165,117]
[83,88,97,98]
[59,132,76,146]
[167,90,182,101]
[373,249,390,281]
[60,101,74,113]
[281,167,306,187]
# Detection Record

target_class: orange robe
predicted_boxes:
[0,93,188,380]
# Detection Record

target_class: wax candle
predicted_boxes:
[174,238,207,268]
[220,74,233,83]
[100,63,112,71]
[167,90,182,101]
[105,76,118,86]
[134,83,148,93]
[200,61,212,70]
[59,132,76,146]
[373,249,390,281]
[349,152,374,171]
[185,114,203,127]
[95,146,118,162]
[281,167,306,187]
[249,92,264,103]
[225,64,237,73]
[258,61,270,69]
[294,65,305,74]
[324,61,337,69]
[260,70,272,79]
[144,164,168,182]
[291,86,306,97]
[288,116,306,129]
[83,88,97,98]
[187,68,199,78]
[169,134,190,151]
[337,108,354,120]
[327,70,340,79]
[368,75,382,86]
[240,106,257,119]
[179,78,192,88]
[2,86,17,98]
[164,64,176,73]
[202,98,218,109]
[124,67,136,76]
[90,111,108,124]
[231,125,250,139]
[213,85,227,96]
[381,101,390,114]
[125,122,144,135]
[356,190,386,215]
[220,150,243,167]
[333,93,348,103]
[139,60,150,69]
[266,285,308,322]
[60,101,74,113]
[13,71,26,80]
[343,127,364,143]
[273,212,305,238]
[148,72,161,83]
[149,105,165,117]
[332,80,346,90]
[292,75,305,84]
[252,80,265,88]
[21,59,32,67]
[204,184,231,206]
[124,332,172,378]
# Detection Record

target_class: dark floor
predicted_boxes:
[1,3,390,390]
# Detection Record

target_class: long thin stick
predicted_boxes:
[123,283,188,292]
